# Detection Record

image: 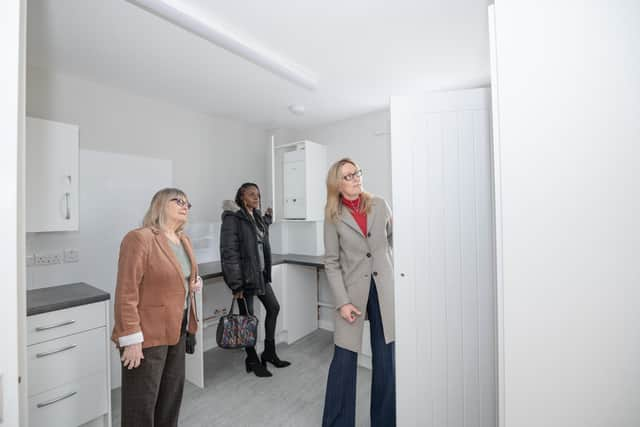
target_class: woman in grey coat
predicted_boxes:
[321,158,395,427]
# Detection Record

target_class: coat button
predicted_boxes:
[373,271,378,276]
[366,252,372,258]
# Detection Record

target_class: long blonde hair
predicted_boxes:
[142,188,189,233]
[325,158,373,223]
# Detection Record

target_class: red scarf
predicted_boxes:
[342,196,367,236]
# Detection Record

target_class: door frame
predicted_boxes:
[1,0,27,425]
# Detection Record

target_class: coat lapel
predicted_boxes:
[339,205,365,238]
[366,198,378,235]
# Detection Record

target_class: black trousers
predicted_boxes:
[238,282,280,349]
[120,312,187,427]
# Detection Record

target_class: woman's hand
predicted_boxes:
[339,303,362,323]
[190,275,203,292]
[233,290,244,299]
[121,343,144,369]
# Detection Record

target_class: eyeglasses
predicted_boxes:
[342,169,363,182]
[170,198,192,210]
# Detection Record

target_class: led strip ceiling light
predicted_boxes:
[126,0,318,90]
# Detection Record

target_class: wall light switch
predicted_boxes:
[63,248,80,263]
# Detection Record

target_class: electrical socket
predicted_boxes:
[63,248,80,263]
[34,252,63,266]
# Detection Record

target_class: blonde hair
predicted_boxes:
[325,158,373,223]
[142,188,189,233]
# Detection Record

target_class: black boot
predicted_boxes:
[245,346,272,377]
[261,339,291,368]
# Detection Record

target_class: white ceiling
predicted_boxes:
[27,0,491,129]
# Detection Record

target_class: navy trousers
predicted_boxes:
[322,280,396,427]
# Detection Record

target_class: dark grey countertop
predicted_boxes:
[27,282,111,316]
[26,254,323,316]
[199,253,324,281]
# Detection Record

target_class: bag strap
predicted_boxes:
[228,296,250,315]
[185,291,191,330]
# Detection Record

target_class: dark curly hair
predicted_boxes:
[235,182,261,211]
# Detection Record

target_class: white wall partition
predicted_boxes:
[489,2,640,426]
[391,88,496,427]
[1,0,26,425]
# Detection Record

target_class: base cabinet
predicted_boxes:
[27,301,111,427]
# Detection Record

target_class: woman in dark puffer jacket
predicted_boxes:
[220,182,291,377]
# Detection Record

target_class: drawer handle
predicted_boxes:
[36,391,77,408]
[35,320,75,332]
[36,344,77,359]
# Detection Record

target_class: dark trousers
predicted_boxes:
[120,313,187,427]
[238,282,280,356]
[322,280,396,427]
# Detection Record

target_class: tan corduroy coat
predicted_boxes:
[111,227,198,349]
[324,195,394,353]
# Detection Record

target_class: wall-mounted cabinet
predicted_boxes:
[26,117,79,232]
[272,140,327,221]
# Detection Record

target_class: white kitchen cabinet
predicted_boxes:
[27,301,111,427]
[279,264,318,344]
[269,264,286,342]
[190,261,320,386]
[273,140,327,221]
[243,263,317,347]
[26,116,79,232]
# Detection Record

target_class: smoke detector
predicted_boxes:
[288,104,305,116]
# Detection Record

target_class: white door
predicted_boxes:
[390,88,497,427]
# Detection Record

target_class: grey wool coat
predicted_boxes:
[324,195,395,353]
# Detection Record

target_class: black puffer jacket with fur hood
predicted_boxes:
[219,200,272,295]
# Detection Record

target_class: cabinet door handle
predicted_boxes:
[36,344,77,359]
[35,320,75,332]
[64,192,71,220]
[36,391,77,408]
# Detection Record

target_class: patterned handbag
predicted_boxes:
[216,297,258,349]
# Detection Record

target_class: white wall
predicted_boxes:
[26,66,268,225]
[490,2,640,426]
[26,66,269,289]
[25,67,269,388]
[290,110,391,203]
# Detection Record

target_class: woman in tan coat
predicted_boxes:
[322,159,396,427]
[112,188,201,427]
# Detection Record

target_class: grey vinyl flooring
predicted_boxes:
[111,329,372,427]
